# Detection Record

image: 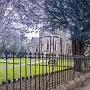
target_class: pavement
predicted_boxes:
[76,79,90,90]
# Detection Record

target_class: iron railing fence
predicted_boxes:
[0,52,90,90]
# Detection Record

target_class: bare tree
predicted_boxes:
[0,0,44,53]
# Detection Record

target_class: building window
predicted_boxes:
[41,44,42,52]
[54,41,57,51]
[41,41,43,52]
[69,46,72,55]
[47,40,49,51]
[67,44,72,55]
[36,47,38,52]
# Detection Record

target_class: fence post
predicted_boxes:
[20,53,22,90]
[5,51,8,90]
[25,52,27,90]
[29,52,32,90]
[13,51,15,90]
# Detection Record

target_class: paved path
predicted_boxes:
[76,79,90,90]
[0,60,46,70]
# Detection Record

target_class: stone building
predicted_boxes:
[30,37,39,53]
[30,31,72,55]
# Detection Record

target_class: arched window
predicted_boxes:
[69,46,72,55]
[41,45,42,52]
[54,41,57,51]
[41,42,43,52]
[36,47,38,52]
[47,40,49,51]
[67,44,72,55]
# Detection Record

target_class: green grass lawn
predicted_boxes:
[0,58,40,67]
[0,58,74,84]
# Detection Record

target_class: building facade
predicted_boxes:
[30,31,72,55]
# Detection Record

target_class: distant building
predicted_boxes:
[30,37,39,54]
[30,31,72,55]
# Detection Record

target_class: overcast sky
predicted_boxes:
[27,31,39,40]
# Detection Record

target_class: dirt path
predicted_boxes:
[76,79,90,90]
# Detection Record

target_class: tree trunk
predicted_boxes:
[72,40,84,72]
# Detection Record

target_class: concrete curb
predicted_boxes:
[50,73,90,90]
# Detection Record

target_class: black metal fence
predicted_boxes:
[0,52,90,90]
